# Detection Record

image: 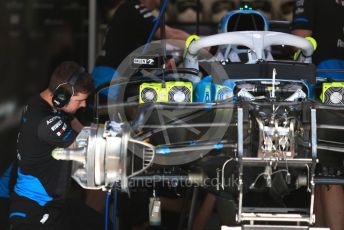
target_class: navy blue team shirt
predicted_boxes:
[14,95,77,206]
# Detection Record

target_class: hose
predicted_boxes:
[113,190,118,230]
[143,0,169,53]
[105,192,111,230]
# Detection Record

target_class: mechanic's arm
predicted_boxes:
[154,25,213,56]
[65,117,84,149]
[155,25,190,41]
[66,140,78,149]
[38,115,79,149]
[70,117,84,133]
[40,116,106,213]
[291,29,312,38]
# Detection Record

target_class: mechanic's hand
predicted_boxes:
[165,58,176,69]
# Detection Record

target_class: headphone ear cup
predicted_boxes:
[52,87,72,108]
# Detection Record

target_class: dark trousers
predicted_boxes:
[10,193,105,230]
[0,197,10,230]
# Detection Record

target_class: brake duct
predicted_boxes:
[52,121,156,192]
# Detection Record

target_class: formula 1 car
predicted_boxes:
[53,30,344,229]
[53,10,344,228]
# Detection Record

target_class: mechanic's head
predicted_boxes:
[49,61,94,114]
[140,0,160,10]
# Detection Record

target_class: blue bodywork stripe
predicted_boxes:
[14,168,52,206]
[316,59,344,81]
[189,141,198,146]
[157,147,171,154]
[9,212,27,218]
[214,143,224,150]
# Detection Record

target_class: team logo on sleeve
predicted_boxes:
[46,116,59,125]
[56,124,67,137]
[51,120,63,131]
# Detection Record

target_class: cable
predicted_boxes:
[249,169,289,189]
[113,189,118,230]
[105,192,111,230]
[221,158,234,190]
[283,152,291,184]
[306,164,311,192]
[143,0,169,53]
[249,172,265,189]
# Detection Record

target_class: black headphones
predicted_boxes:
[52,67,86,108]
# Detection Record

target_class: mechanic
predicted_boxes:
[291,1,344,229]
[0,127,18,230]
[291,0,344,79]
[93,0,190,90]
[0,164,15,230]
[9,61,102,230]
[0,166,11,230]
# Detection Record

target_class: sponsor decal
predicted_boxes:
[46,116,58,125]
[40,213,49,224]
[51,120,63,131]
[130,55,161,69]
